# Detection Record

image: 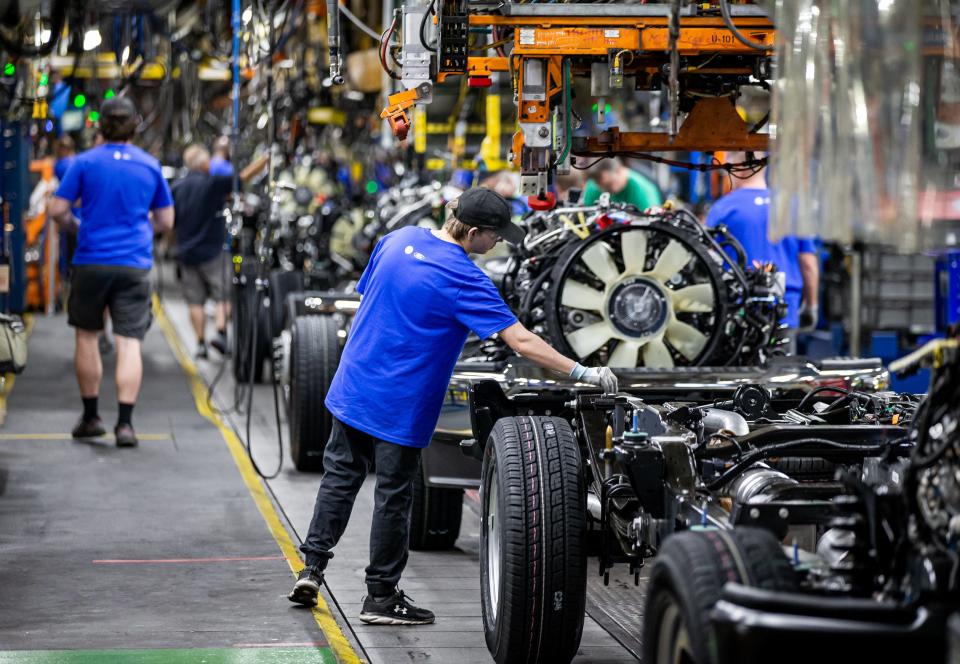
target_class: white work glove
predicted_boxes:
[570,363,619,394]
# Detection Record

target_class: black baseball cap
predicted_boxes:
[453,187,526,245]
[101,95,137,119]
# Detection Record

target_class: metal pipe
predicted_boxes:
[326,0,343,84]
[230,0,240,196]
[702,408,749,436]
[380,0,395,148]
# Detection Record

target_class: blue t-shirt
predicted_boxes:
[56,143,173,270]
[706,187,816,327]
[325,226,518,448]
[54,156,81,221]
[54,155,73,181]
[209,157,234,177]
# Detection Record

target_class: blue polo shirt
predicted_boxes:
[325,226,518,447]
[706,187,816,327]
[56,143,173,270]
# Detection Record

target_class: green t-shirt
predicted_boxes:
[582,169,663,209]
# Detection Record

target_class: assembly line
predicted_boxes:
[1,1,959,664]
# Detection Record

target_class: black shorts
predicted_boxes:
[68,265,152,340]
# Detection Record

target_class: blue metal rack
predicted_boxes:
[0,119,27,313]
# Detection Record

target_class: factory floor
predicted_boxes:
[0,264,644,664]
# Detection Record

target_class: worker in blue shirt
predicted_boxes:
[705,153,819,346]
[287,188,618,624]
[48,96,174,448]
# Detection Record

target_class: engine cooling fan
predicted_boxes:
[544,222,727,369]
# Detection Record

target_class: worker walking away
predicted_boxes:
[288,188,618,624]
[705,152,819,349]
[47,96,174,448]
[582,157,663,210]
[171,144,268,358]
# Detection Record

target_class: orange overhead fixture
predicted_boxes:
[380,1,775,198]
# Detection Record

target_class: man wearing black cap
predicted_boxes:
[48,96,174,448]
[288,187,616,624]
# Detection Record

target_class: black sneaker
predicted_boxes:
[72,416,106,439]
[114,424,138,448]
[359,589,435,625]
[288,566,323,607]
[195,342,208,360]
[209,332,228,356]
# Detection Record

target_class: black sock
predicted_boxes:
[82,397,98,422]
[117,402,135,427]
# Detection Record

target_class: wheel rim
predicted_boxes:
[485,466,501,622]
[551,223,722,369]
[655,597,695,664]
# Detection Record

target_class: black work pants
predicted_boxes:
[300,418,421,596]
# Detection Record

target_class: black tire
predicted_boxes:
[480,416,586,664]
[409,464,463,551]
[232,268,270,384]
[643,527,798,664]
[289,315,339,472]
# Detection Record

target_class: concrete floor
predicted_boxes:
[0,267,643,664]
[0,311,334,663]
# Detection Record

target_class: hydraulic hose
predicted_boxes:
[719,0,770,51]
[705,437,906,492]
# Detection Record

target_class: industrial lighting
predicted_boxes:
[73,93,86,108]
[104,88,115,99]
[365,180,379,194]
[3,62,14,76]
[242,7,253,23]
[88,110,99,122]
[83,29,101,51]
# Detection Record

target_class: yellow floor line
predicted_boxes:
[152,296,363,664]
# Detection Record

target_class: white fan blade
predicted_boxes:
[642,338,674,369]
[561,280,605,311]
[581,243,620,286]
[666,319,708,361]
[619,229,648,274]
[649,240,692,282]
[608,341,641,368]
[566,322,612,359]
[671,283,715,313]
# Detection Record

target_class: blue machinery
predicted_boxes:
[0,119,27,313]
[939,251,960,331]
